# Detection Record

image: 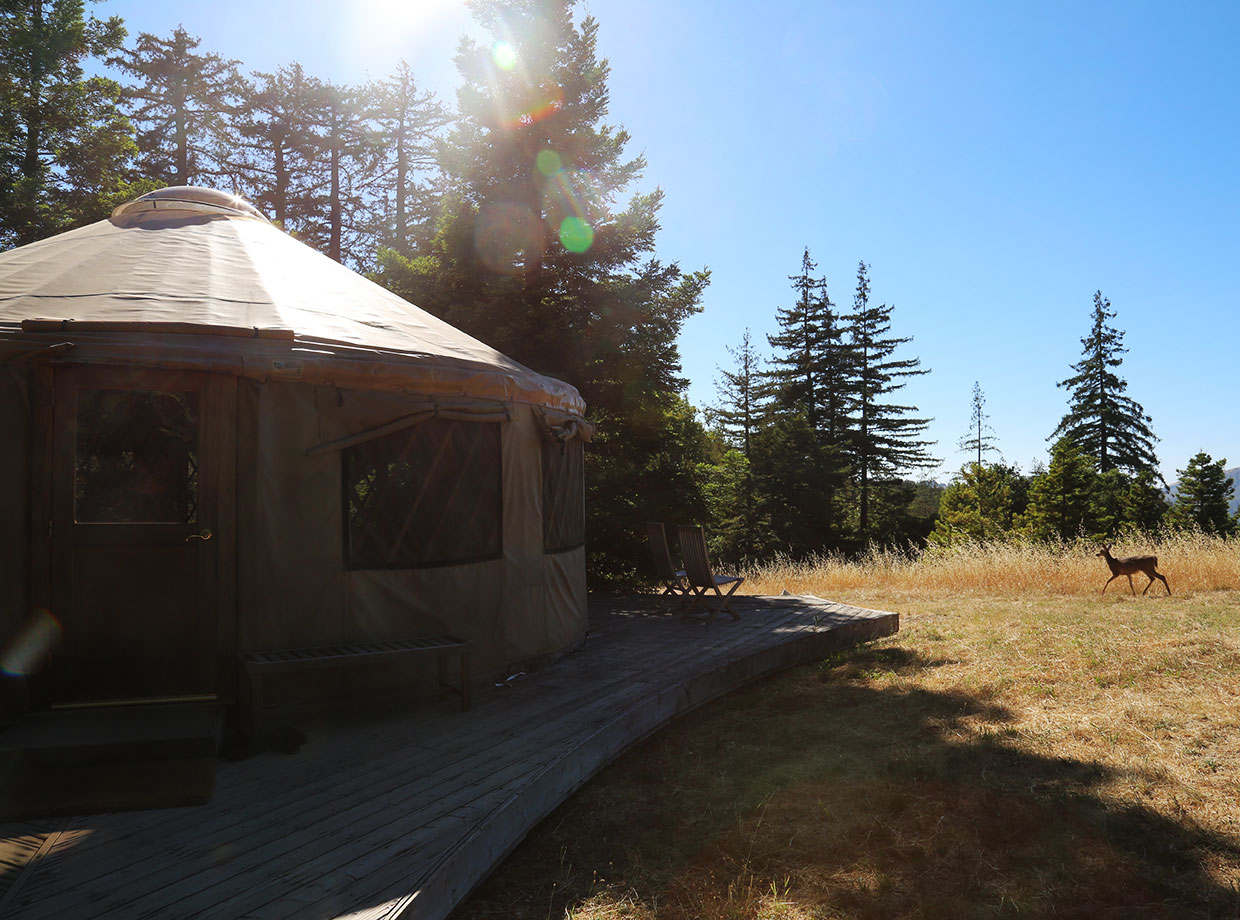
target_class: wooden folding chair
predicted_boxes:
[646,522,688,610]
[676,524,744,621]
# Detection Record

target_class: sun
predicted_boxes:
[346,0,471,56]
[355,0,456,32]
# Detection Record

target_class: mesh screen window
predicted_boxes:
[344,419,502,569]
[542,438,584,553]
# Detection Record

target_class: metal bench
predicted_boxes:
[240,635,471,737]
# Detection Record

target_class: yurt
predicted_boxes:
[0,186,590,722]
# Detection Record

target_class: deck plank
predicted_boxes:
[1,595,896,920]
[25,613,743,882]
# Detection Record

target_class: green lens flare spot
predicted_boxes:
[491,41,517,71]
[559,217,593,253]
[536,149,563,176]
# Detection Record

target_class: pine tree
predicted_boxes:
[959,381,999,469]
[1018,439,1100,541]
[697,447,773,566]
[1169,452,1236,536]
[955,381,1001,538]
[303,80,381,265]
[1052,290,1159,477]
[228,63,380,266]
[0,0,134,247]
[709,329,763,457]
[763,247,855,449]
[761,248,853,550]
[930,462,1027,545]
[367,61,451,257]
[374,0,709,583]
[110,26,242,186]
[1121,469,1168,533]
[705,329,767,561]
[811,260,854,452]
[749,408,843,555]
[846,260,936,540]
[766,248,829,425]
[227,64,324,230]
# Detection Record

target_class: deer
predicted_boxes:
[1096,544,1171,595]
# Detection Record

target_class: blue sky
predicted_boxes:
[95,0,1239,482]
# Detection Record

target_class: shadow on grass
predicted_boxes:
[454,645,1240,919]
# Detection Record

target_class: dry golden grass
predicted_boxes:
[454,535,1240,920]
[742,531,1240,598]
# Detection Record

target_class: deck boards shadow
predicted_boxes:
[0,595,897,920]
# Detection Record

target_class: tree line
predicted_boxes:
[700,276,1237,566]
[932,292,1237,545]
[0,5,449,264]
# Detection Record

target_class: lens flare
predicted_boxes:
[559,217,594,253]
[491,41,517,71]
[0,608,62,676]
[536,149,562,177]
[474,201,545,273]
[493,80,564,130]
[541,167,603,254]
[518,82,563,127]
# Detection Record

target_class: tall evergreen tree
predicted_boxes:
[0,0,134,247]
[764,247,854,447]
[960,381,999,469]
[375,0,709,584]
[708,328,763,458]
[766,248,829,425]
[815,277,854,450]
[846,260,936,540]
[367,61,451,257]
[956,381,1001,538]
[762,249,852,550]
[231,73,378,265]
[749,408,843,554]
[302,79,381,265]
[697,447,774,566]
[1052,290,1159,477]
[1169,451,1236,536]
[227,63,323,230]
[705,329,767,562]
[110,26,242,186]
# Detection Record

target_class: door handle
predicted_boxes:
[186,528,214,542]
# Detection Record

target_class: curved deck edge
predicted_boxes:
[402,602,899,920]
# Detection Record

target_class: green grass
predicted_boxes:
[452,580,1240,919]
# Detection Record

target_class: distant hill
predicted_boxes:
[1166,466,1240,515]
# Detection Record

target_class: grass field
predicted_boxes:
[453,535,1240,919]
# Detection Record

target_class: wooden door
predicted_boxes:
[47,367,232,706]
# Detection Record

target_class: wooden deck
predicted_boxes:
[0,595,897,920]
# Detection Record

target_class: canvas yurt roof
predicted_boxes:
[0,186,584,415]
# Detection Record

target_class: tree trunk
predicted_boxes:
[329,114,341,262]
[395,114,408,253]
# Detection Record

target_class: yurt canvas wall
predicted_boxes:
[0,368,31,652]
[234,378,587,682]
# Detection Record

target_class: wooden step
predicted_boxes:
[0,703,223,820]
